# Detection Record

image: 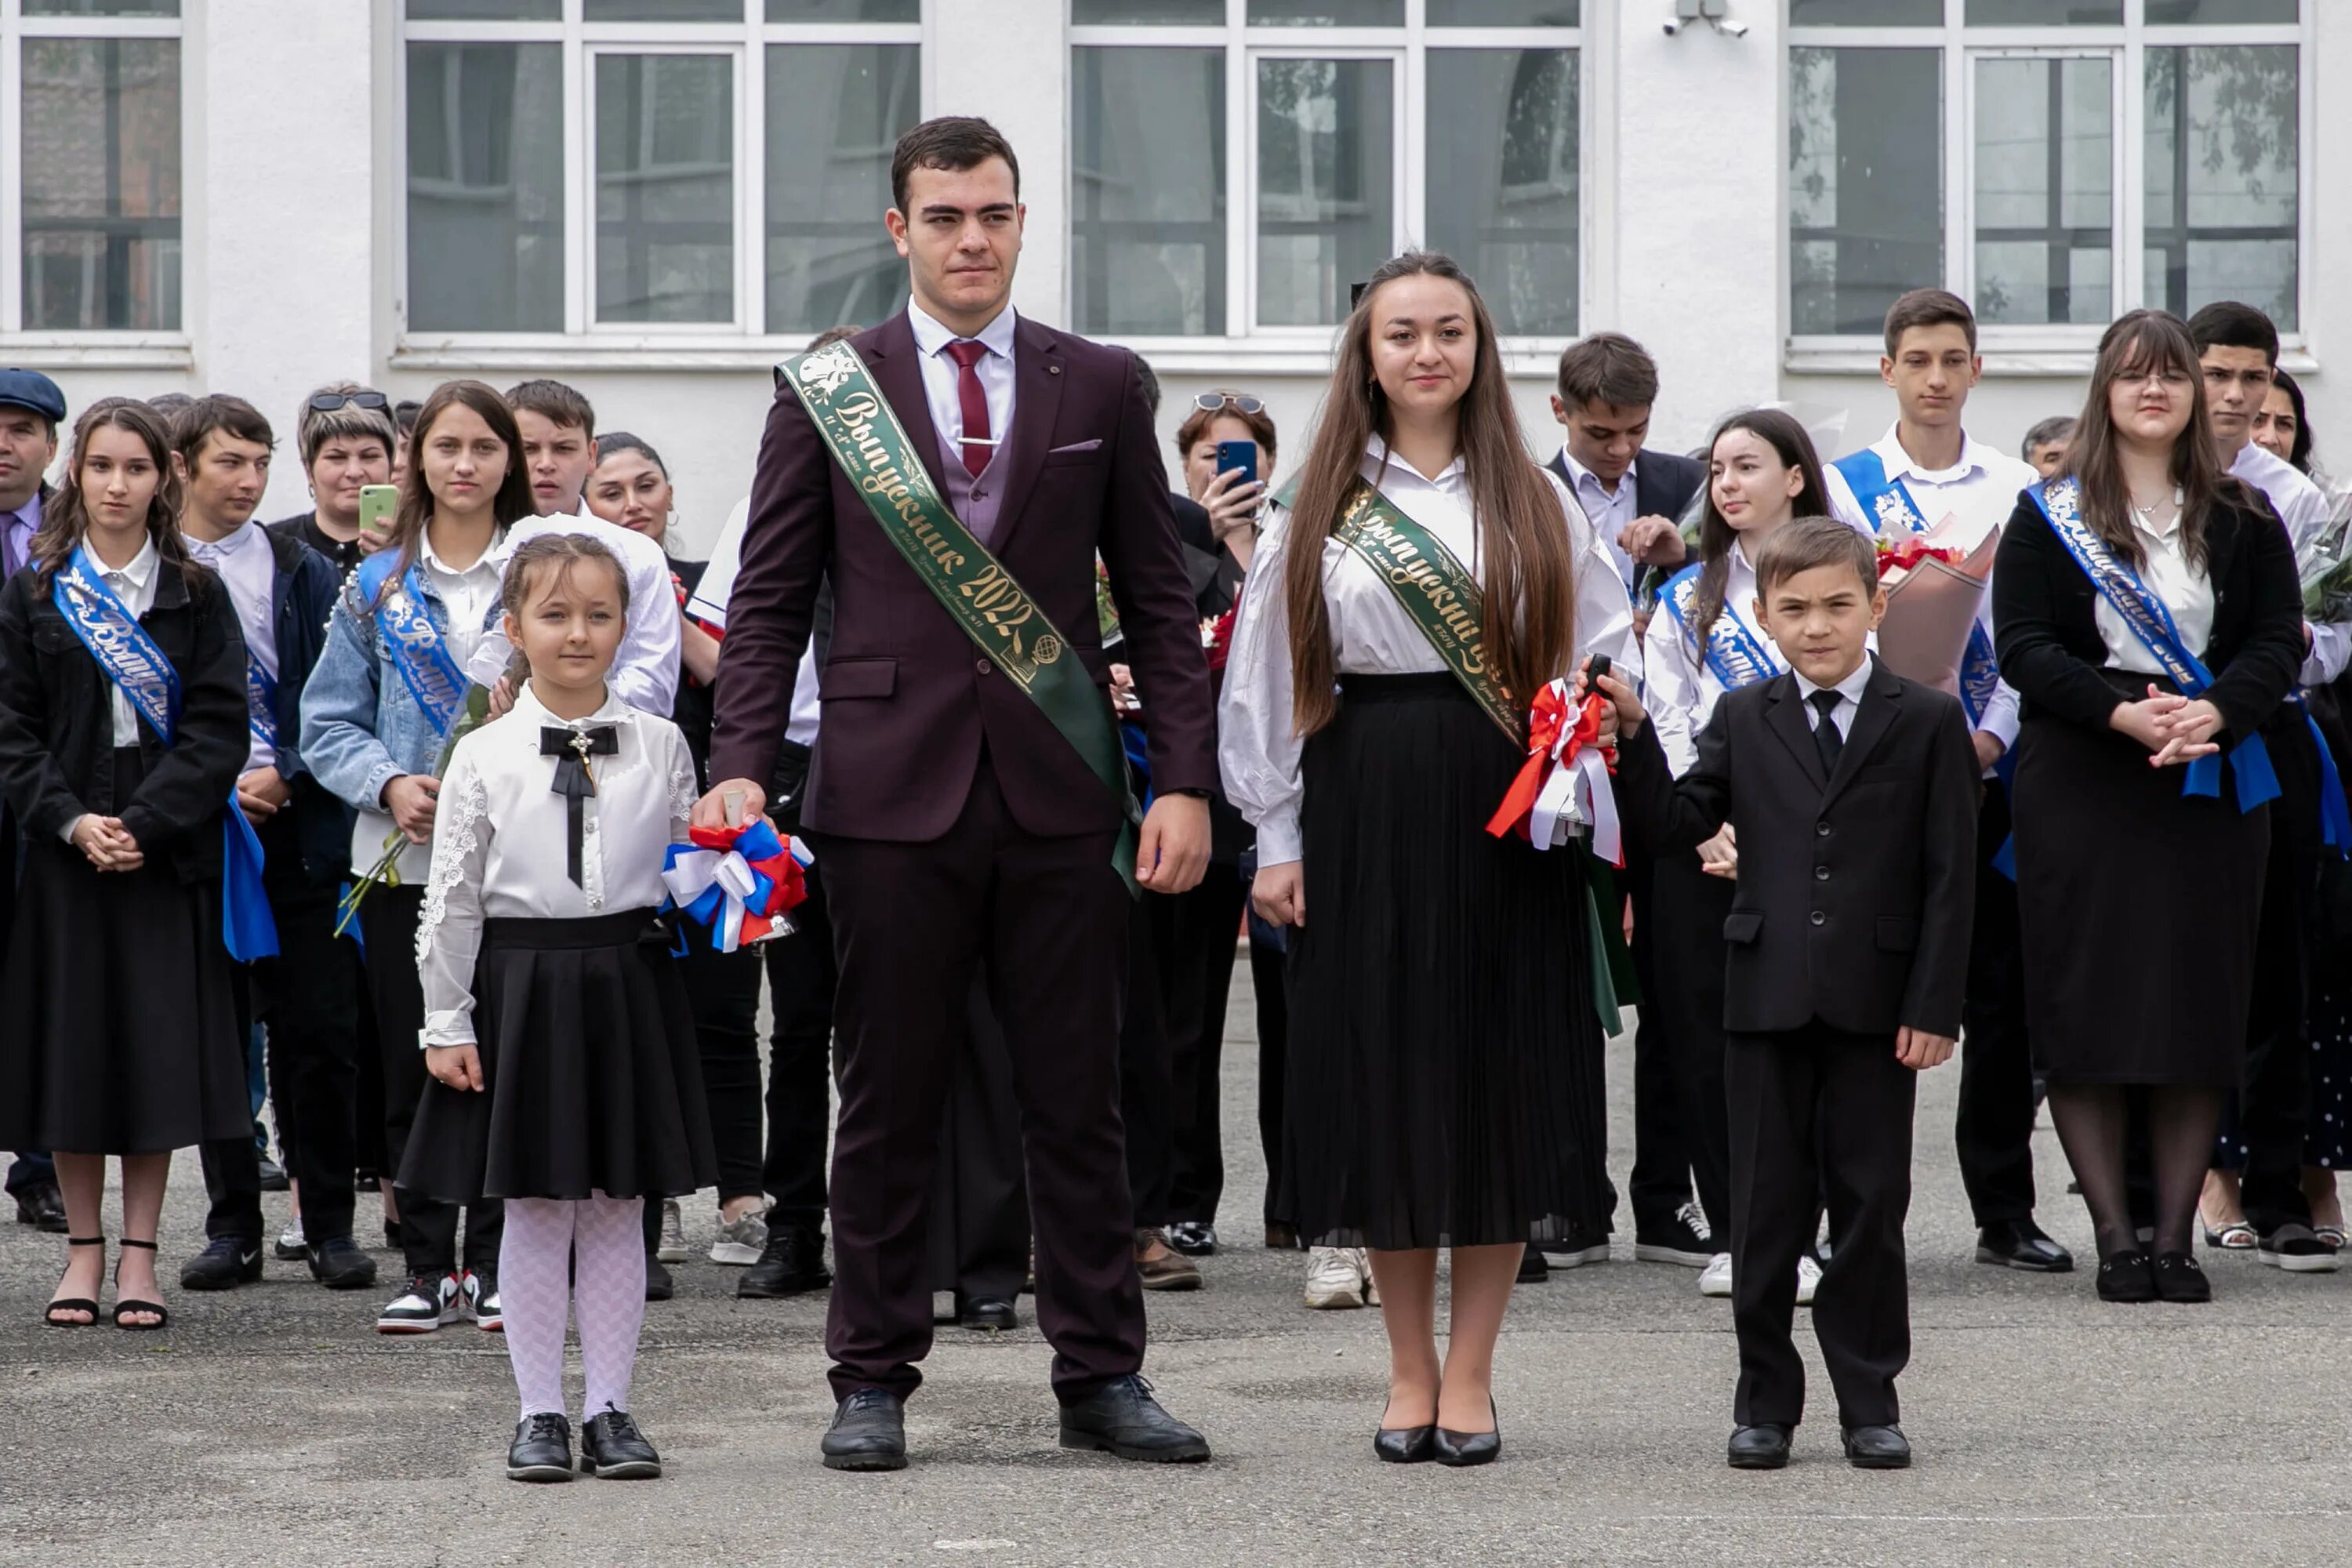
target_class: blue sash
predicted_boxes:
[52,547,278,960]
[1834,448,2002,731]
[245,651,279,752]
[357,550,469,738]
[1658,563,1781,692]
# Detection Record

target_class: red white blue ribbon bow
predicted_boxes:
[1486,677,1622,866]
[660,819,813,952]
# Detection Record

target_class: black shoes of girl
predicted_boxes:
[2095,1250,2156,1303]
[580,1407,662,1479]
[2151,1252,2212,1303]
[1431,1400,1501,1468]
[508,1414,575,1483]
[1374,1424,1436,1463]
[42,1236,105,1328]
[111,1238,169,1330]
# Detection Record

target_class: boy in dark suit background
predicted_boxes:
[1594,517,1978,1472]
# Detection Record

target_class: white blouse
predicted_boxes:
[1643,539,1786,778]
[1219,439,1640,867]
[2097,495,2216,677]
[415,681,699,1048]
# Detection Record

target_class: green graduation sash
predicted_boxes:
[782,340,1140,894]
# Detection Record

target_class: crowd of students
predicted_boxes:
[5,111,2349,1483]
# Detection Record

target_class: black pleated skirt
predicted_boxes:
[1283,673,1608,1250]
[398,909,719,1202]
[2013,671,2268,1087]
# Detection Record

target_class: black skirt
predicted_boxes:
[398,909,719,1202]
[2013,672,2268,1087]
[1283,673,1608,1250]
[0,748,246,1155]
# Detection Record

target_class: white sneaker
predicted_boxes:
[1303,1246,1373,1309]
[1697,1252,1733,1298]
[709,1208,768,1266]
[1795,1254,1822,1307]
[274,1218,307,1262]
[656,1198,688,1264]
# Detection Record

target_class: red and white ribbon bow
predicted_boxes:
[1485,677,1622,866]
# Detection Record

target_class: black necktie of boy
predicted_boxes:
[1809,689,1844,778]
[541,725,619,887]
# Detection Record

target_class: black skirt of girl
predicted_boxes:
[398,909,719,1203]
[1283,672,1610,1250]
[0,747,246,1154]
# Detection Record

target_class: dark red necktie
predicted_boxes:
[945,339,992,477]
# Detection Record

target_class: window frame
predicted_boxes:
[1068,0,1588,369]
[394,0,925,365]
[1784,0,2312,371]
[0,0,190,351]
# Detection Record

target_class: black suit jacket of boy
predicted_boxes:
[1616,656,1979,1039]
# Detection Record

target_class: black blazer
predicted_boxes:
[0,553,249,886]
[1991,483,2304,746]
[1543,447,1706,524]
[263,528,354,884]
[1616,657,1980,1039]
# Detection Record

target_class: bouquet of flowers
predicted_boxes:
[2295,485,2352,626]
[1870,515,1995,702]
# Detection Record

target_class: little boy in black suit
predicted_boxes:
[1594,517,1977,1471]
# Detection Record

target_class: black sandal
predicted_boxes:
[112,1238,169,1330]
[45,1236,104,1327]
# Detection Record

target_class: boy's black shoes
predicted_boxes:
[14,1182,67,1233]
[580,1406,662,1479]
[1975,1219,2073,1272]
[1727,1425,1792,1469]
[739,1224,832,1298]
[507,1414,574,1483]
[821,1388,908,1471]
[1842,1425,1911,1469]
[644,1252,674,1301]
[1635,1202,1715,1267]
[180,1236,264,1290]
[1058,1374,1212,1462]
[307,1236,379,1290]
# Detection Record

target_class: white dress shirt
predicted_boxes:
[1557,445,1642,593]
[1824,423,2034,761]
[2094,492,2216,677]
[415,681,699,1047]
[185,521,278,771]
[908,298,1018,469]
[2229,441,2346,686]
[56,539,163,844]
[1644,539,1786,778]
[1220,438,1640,867]
[1794,655,1875,742]
[466,511,681,717]
[687,493,822,747]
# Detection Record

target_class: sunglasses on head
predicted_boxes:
[1192,392,1264,416]
[308,390,390,414]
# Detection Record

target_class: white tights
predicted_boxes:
[499,1192,648,1422]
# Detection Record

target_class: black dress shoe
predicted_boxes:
[256,1156,290,1193]
[1727,1424,1792,1469]
[1975,1218,2074,1273]
[307,1236,379,1290]
[2153,1251,2212,1304]
[1167,1221,1218,1256]
[957,1294,1018,1331]
[14,1182,67,1234]
[1059,1374,1212,1462]
[644,1253,674,1301]
[506,1413,575,1483]
[1432,1399,1500,1468]
[2096,1249,2157,1303]
[1842,1424,1911,1469]
[580,1405,662,1479]
[180,1235,264,1290]
[1515,1249,1548,1283]
[1374,1425,1436,1463]
[822,1389,909,1472]
[739,1224,831,1298]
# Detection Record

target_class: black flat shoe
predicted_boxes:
[821,1388,909,1472]
[2153,1251,2212,1304]
[307,1236,379,1290]
[506,1413,575,1483]
[739,1224,832,1299]
[180,1234,263,1291]
[16,1181,67,1233]
[1515,1249,1548,1283]
[1842,1424,1911,1469]
[2096,1249,2156,1303]
[1728,1424,1792,1469]
[957,1294,1018,1331]
[580,1405,662,1479]
[1374,1424,1437,1463]
[1975,1219,2074,1273]
[112,1238,168,1330]
[644,1253,674,1302]
[1059,1374,1212,1463]
[1432,1399,1500,1468]
[43,1236,104,1327]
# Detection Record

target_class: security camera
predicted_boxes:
[1719,17,1748,34]
[1661,17,1682,32]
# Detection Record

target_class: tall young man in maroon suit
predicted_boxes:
[697,118,1218,1471]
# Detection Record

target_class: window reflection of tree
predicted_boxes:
[21,38,182,332]
[764,45,919,334]
[1071,48,1224,337]
[597,54,733,323]
[406,42,564,333]
[2144,44,2297,328]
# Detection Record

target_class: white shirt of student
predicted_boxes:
[1644,538,1785,778]
[75,536,161,785]
[1220,437,1641,867]
[415,681,699,1048]
[1793,655,1875,743]
[907,298,1018,467]
[2096,489,2216,677]
[1557,445,1642,593]
[184,521,278,772]
[466,511,681,717]
[688,494,822,748]
[2229,440,2345,686]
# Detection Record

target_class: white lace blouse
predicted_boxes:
[415,681,699,1048]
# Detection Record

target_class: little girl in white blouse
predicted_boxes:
[399,533,716,1484]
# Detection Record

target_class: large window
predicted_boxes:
[401,0,920,341]
[1,0,183,336]
[1789,0,2304,344]
[1071,0,1581,341]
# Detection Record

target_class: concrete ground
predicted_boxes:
[4,965,2350,1568]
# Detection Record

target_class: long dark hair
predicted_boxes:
[1688,408,1829,651]
[32,397,201,588]
[2060,310,2224,572]
[376,379,533,604]
[2270,367,2316,476]
[1281,251,1577,735]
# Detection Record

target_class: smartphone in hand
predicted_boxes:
[1214,439,1258,491]
[358,484,400,535]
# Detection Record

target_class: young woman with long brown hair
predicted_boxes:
[1994,310,2304,1305]
[1221,252,1637,1465]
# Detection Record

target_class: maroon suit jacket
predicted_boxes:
[709,309,1218,842]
